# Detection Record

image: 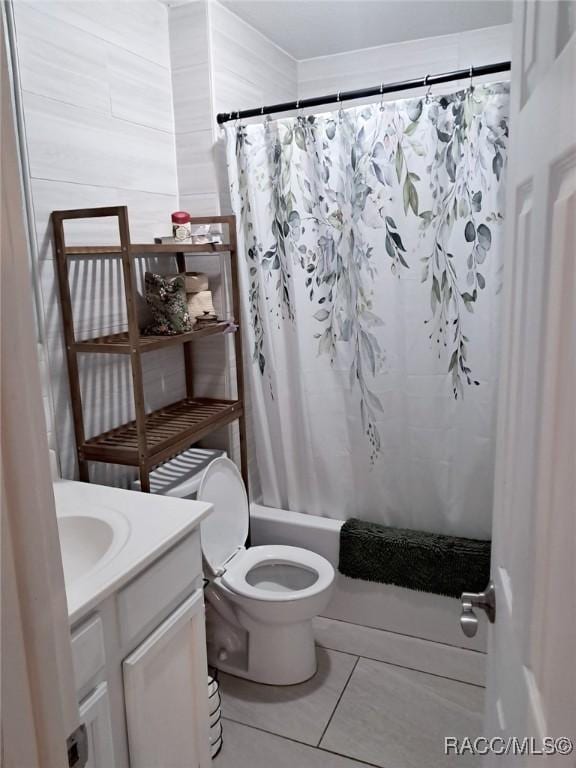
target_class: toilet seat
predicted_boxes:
[221,545,334,602]
[197,458,334,603]
[198,456,249,578]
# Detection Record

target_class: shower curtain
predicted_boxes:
[225,83,509,538]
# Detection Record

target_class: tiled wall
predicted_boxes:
[210,0,298,214]
[298,25,512,102]
[168,0,298,214]
[170,1,218,215]
[12,0,180,484]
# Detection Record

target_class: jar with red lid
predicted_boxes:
[171,211,192,242]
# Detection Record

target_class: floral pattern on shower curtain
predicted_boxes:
[225,84,510,538]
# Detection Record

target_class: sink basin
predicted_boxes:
[57,507,130,586]
[54,479,213,623]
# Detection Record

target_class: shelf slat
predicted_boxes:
[130,243,231,255]
[63,243,233,256]
[64,246,123,255]
[80,397,243,467]
[74,322,232,354]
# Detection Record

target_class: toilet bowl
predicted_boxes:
[198,457,335,685]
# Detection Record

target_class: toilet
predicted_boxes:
[198,457,335,685]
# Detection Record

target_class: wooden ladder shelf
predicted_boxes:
[52,205,247,493]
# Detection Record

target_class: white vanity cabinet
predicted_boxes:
[69,529,211,768]
[71,616,116,768]
[79,683,116,768]
[123,591,211,768]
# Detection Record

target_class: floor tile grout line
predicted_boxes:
[317,616,487,655]
[219,716,383,768]
[316,654,360,748]
[315,643,486,689]
[316,743,388,768]
[220,716,322,750]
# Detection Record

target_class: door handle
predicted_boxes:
[460,580,496,637]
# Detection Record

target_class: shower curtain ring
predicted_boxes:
[469,65,474,93]
[261,105,271,127]
[337,91,344,121]
[424,75,432,104]
[379,83,384,111]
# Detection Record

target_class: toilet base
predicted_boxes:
[210,618,318,685]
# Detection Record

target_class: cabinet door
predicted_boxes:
[122,590,211,768]
[79,683,116,768]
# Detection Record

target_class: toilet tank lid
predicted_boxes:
[197,457,249,574]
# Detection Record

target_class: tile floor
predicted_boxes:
[215,622,485,768]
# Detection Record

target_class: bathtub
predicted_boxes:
[250,503,487,653]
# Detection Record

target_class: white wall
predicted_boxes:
[210,1,298,212]
[169,0,218,215]
[169,0,298,213]
[298,25,512,103]
[12,0,180,484]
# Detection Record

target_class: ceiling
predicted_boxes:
[220,0,512,60]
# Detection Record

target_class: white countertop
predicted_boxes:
[53,480,211,625]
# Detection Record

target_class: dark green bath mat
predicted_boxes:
[338,518,491,598]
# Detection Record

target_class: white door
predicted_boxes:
[484,0,576,758]
[1,10,80,767]
[123,591,211,768]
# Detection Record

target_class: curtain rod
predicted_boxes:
[216,61,511,125]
